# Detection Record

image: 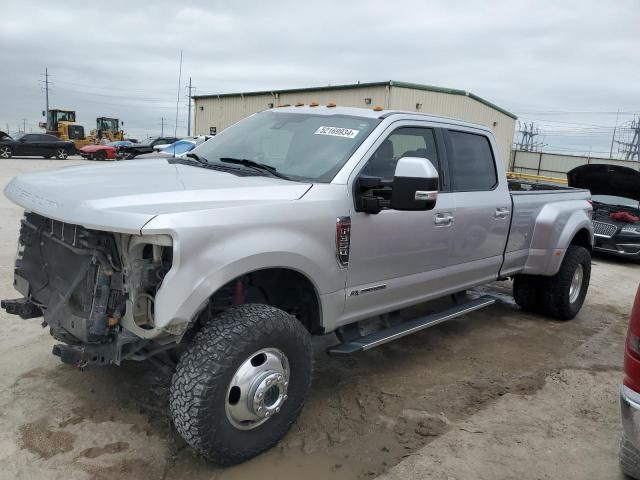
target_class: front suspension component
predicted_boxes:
[1,298,43,319]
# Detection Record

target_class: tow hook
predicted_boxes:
[1,298,43,319]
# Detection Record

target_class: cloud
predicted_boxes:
[0,0,637,155]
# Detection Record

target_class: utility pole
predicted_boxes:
[44,67,50,130]
[161,117,164,136]
[186,77,194,136]
[609,109,620,159]
[22,119,26,133]
[609,126,617,159]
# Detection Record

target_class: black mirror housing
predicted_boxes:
[391,157,439,211]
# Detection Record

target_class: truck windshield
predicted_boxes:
[193,111,380,182]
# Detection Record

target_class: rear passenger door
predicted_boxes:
[443,129,511,285]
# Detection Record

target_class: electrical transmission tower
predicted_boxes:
[615,117,640,161]
[514,121,546,152]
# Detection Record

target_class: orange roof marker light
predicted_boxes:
[309,101,319,107]
[295,102,304,107]
[326,101,336,108]
[373,105,384,111]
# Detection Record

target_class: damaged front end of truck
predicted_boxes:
[1,212,174,368]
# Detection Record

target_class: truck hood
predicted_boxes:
[567,164,640,202]
[4,159,312,234]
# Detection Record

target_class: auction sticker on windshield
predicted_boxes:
[314,126,360,138]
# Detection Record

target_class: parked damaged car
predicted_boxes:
[568,164,640,260]
[79,143,118,160]
[117,136,179,159]
[0,132,75,159]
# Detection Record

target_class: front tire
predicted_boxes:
[55,148,68,160]
[95,150,106,161]
[0,146,12,159]
[169,304,313,465]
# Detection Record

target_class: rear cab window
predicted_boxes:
[445,130,497,191]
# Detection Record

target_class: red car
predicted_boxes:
[79,144,117,160]
[621,285,640,478]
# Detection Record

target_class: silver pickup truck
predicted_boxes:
[2,106,593,464]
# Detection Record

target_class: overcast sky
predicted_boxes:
[1,0,638,157]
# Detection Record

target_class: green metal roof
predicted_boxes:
[193,80,517,119]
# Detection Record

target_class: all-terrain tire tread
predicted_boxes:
[513,275,544,313]
[169,304,312,465]
[621,437,640,479]
[540,245,591,320]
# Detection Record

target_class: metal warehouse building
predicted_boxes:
[193,80,517,165]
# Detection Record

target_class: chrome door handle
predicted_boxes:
[434,213,453,226]
[494,207,510,219]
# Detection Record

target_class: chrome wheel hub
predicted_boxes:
[569,264,583,304]
[0,147,10,158]
[225,348,289,430]
[57,148,68,159]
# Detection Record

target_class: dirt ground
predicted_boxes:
[0,157,636,480]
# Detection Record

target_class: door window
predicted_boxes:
[22,134,38,142]
[362,127,440,181]
[446,131,497,191]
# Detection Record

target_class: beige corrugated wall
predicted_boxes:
[193,85,516,166]
[387,87,516,165]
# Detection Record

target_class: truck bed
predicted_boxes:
[508,179,574,192]
[500,182,592,277]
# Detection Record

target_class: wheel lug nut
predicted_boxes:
[258,392,263,399]
[265,411,270,416]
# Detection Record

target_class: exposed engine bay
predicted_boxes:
[592,200,640,223]
[1,212,173,368]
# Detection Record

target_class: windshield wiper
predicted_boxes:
[219,157,291,180]
[185,152,208,164]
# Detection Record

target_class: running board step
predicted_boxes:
[327,296,495,356]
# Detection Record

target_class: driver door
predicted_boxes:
[343,123,457,324]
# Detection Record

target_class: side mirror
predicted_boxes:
[391,157,439,211]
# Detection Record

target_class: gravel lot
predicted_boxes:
[0,157,636,479]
